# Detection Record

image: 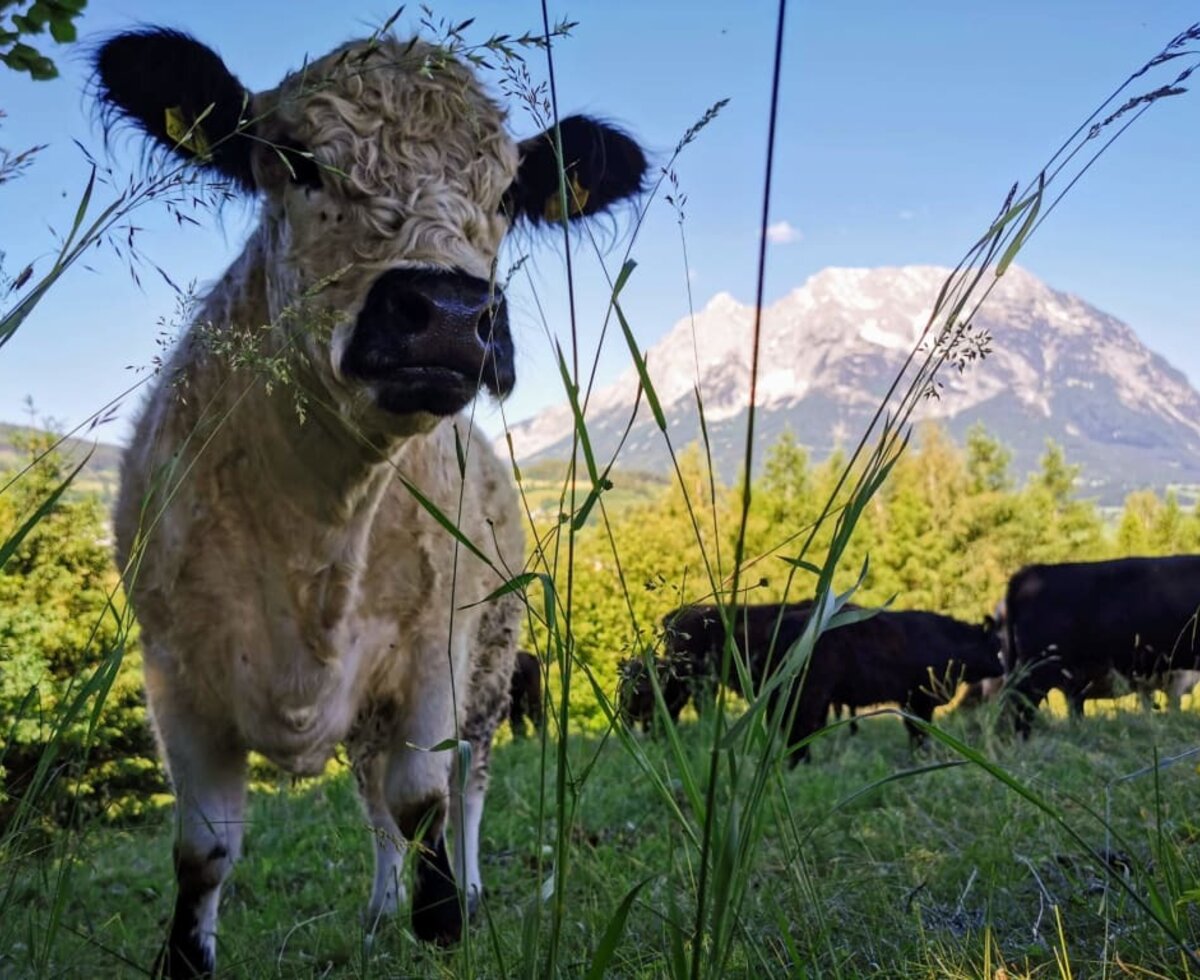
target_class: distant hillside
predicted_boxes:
[515,459,668,522]
[0,423,123,509]
[509,265,1200,505]
[0,422,668,527]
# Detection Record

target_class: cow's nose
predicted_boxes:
[374,269,500,345]
[343,267,516,412]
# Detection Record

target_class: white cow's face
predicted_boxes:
[258,40,517,276]
[249,40,520,427]
[95,28,647,430]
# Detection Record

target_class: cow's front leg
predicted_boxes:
[385,742,460,945]
[354,753,407,926]
[384,638,472,945]
[153,723,247,979]
[904,689,938,747]
[449,737,489,917]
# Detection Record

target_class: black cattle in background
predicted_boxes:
[871,609,1004,737]
[958,676,1005,709]
[508,650,543,738]
[1001,556,1200,736]
[661,602,1004,762]
[617,654,695,733]
[830,701,860,734]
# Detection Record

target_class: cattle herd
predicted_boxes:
[616,555,1200,761]
[91,18,1199,978]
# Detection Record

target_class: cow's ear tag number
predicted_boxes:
[165,106,211,159]
[543,171,590,222]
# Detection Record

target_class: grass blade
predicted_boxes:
[583,875,656,980]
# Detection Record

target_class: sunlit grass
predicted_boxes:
[4,705,1198,977]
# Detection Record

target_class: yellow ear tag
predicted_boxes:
[543,172,590,222]
[164,106,211,159]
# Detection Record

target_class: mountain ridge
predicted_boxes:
[508,265,1200,504]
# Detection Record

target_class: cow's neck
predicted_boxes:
[191,230,424,646]
[258,390,398,526]
[203,228,403,535]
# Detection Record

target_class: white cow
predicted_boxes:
[96,25,645,976]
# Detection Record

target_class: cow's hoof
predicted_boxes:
[152,939,214,979]
[412,838,463,946]
[411,891,463,946]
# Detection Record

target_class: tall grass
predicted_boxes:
[0,66,219,971]
[502,12,1200,978]
[1,9,1199,979]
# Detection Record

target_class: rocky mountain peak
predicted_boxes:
[508,265,1200,503]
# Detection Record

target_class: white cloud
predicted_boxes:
[766,220,801,244]
[898,209,916,221]
[688,267,698,282]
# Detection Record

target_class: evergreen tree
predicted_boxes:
[1116,489,1160,556]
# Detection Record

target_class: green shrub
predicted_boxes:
[0,433,161,827]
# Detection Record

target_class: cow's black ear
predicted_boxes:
[94,29,256,191]
[508,115,647,225]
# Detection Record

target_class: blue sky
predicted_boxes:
[2,1,1198,445]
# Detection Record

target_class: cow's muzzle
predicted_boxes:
[342,269,515,417]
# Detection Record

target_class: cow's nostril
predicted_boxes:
[389,290,431,334]
[475,307,498,345]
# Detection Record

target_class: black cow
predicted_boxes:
[618,653,697,733]
[819,609,1002,747]
[662,602,903,764]
[875,609,1004,735]
[1001,556,1200,736]
[663,603,1004,762]
[508,650,543,738]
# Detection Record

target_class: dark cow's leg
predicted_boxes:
[508,696,526,739]
[1131,669,1158,712]
[528,684,544,732]
[1068,667,1112,719]
[784,694,824,768]
[1066,687,1086,719]
[383,724,463,945]
[904,691,937,748]
[1016,694,1039,738]
[829,701,860,735]
[1008,676,1048,739]
[666,676,691,725]
[151,710,247,979]
[397,795,461,945]
[782,679,835,768]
